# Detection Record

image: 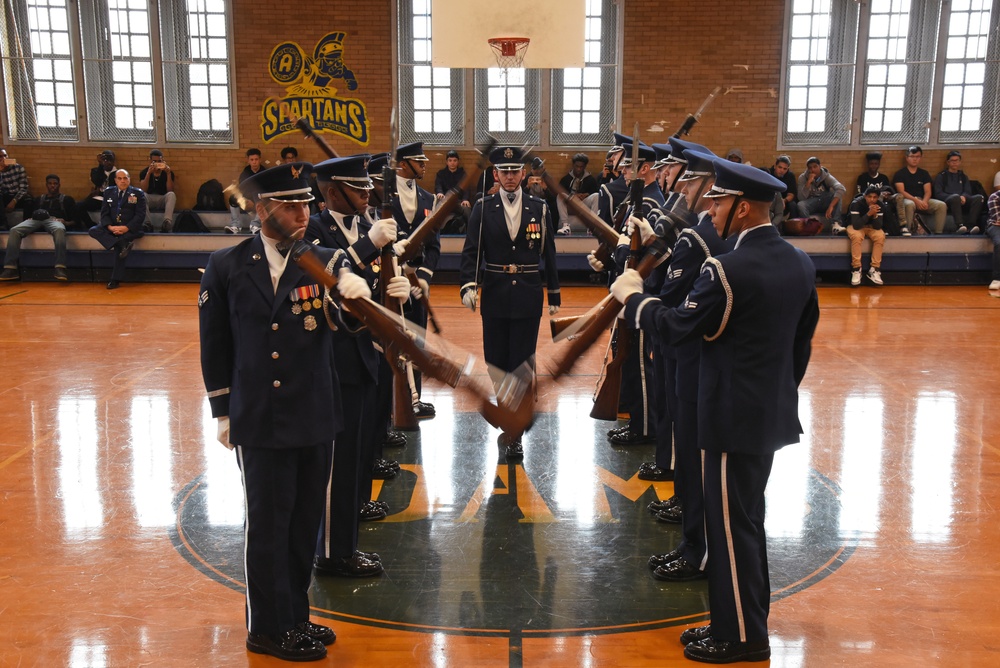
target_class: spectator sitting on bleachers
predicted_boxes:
[76,150,118,230]
[766,155,797,229]
[725,147,744,163]
[0,174,74,282]
[597,148,621,187]
[846,186,887,287]
[797,156,847,234]
[988,190,1000,291]
[854,151,900,235]
[932,150,983,235]
[89,170,146,290]
[522,157,558,225]
[893,145,947,235]
[139,149,177,233]
[556,153,599,235]
[227,148,265,234]
[278,146,298,164]
[434,150,472,234]
[1,147,34,230]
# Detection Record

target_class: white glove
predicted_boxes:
[368,217,397,249]
[587,252,605,272]
[611,268,644,304]
[461,289,477,311]
[337,267,371,300]
[386,274,411,300]
[617,233,630,247]
[392,238,410,257]
[548,305,560,316]
[216,417,233,450]
[628,215,656,245]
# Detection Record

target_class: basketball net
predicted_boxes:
[488,37,530,84]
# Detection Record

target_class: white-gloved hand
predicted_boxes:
[368,217,397,249]
[461,289,477,311]
[611,268,644,303]
[548,304,560,316]
[216,416,233,451]
[628,215,656,245]
[386,274,411,300]
[587,252,605,272]
[617,233,631,247]
[337,267,372,300]
[392,238,410,257]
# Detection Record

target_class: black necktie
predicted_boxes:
[406,180,414,188]
[276,241,291,257]
[344,215,354,230]
[507,193,516,203]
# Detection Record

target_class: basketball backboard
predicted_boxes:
[430,0,586,69]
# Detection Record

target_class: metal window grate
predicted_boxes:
[78,0,155,142]
[938,0,999,143]
[474,67,539,146]
[398,0,464,146]
[159,0,233,143]
[0,0,79,140]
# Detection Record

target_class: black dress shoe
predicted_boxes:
[355,549,381,563]
[359,500,388,521]
[637,463,674,481]
[648,495,679,514]
[106,279,120,290]
[314,553,384,577]
[117,240,134,258]
[295,620,336,645]
[382,430,407,448]
[680,624,711,645]
[655,504,683,524]
[246,629,327,661]
[377,457,401,472]
[371,460,398,480]
[648,545,684,569]
[413,400,436,419]
[608,429,655,445]
[652,557,705,582]
[683,637,770,663]
[504,439,523,460]
[606,424,629,437]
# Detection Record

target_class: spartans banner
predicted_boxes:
[261,32,370,145]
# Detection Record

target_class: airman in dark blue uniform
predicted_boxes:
[88,169,146,289]
[459,146,561,459]
[199,162,366,662]
[306,154,405,579]
[613,159,819,664]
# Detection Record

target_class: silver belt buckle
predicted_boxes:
[504,264,519,274]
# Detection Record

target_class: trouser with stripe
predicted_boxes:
[702,449,774,643]
[622,327,656,437]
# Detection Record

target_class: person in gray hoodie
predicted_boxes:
[797,156,847,234]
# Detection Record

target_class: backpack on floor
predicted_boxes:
[196,179,227,211]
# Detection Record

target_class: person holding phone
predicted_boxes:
[0,147,33,230]
[139,149,177,232]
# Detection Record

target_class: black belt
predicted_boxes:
[484,262,538,274]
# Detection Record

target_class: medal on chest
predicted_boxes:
[290,284,320,316]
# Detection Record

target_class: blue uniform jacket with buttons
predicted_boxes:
[305,210,381,385]
[198,234,351,449]
[598,175,629,229]
[99,185,146,232]
[459,191,560,319]
[625,225,819,455]
[391,184,440,283]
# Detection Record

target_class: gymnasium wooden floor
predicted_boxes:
[1,281,999,667]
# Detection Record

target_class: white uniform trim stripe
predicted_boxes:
[322,442,334,558]
[699,449,709,571]
[702,257,733,342]
[236,445,254,633]
[720,453,748,642]
[633,296,657,329]
[347,246,363,269]
[638,329,649,435]
[207,387,230,398]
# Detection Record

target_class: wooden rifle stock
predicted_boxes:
[535,169,620,268]
[549,237,670,381]
[550,312,583,340]
[289,243,532,435]
[589,225,642,419]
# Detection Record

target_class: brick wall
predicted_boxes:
[3,0,997,209]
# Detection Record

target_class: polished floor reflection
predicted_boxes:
[1,283,998,667]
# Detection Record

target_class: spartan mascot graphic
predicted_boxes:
[261,31,369,145]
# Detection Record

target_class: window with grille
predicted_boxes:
[0,0,234,144]
[397,0,618,148]
[0,0,80,140]
[781,0,1000,147]
[398,0,465,145]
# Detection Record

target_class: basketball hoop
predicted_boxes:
[488,37,531,70]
